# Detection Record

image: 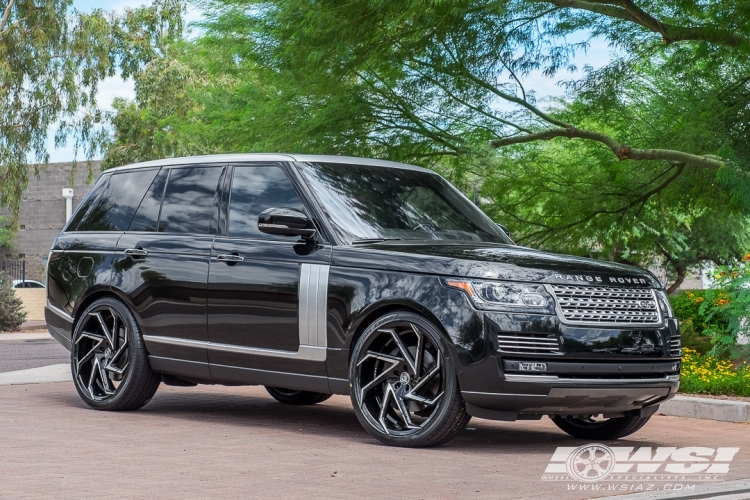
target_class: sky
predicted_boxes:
[46,0,204,162]
[46,1,616,163]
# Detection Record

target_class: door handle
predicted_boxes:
[217,253,245,264]
[124,248,148,257]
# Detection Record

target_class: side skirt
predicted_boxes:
[148,356,335,394]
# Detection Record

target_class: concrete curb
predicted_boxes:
[0,364,71,386]
[659,395,750,424]
[19,320,47,331]
[0,332,53,341]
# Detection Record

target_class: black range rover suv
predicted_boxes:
[45,154,681,447]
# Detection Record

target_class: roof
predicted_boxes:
[105,154,431,174]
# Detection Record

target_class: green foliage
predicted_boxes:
[702,260,750,359]
[0,216,13,248]
[0,0,184,231]
[670,290,728,355]
[0,272,26,332]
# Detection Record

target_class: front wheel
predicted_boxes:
[350,311,471,448]
[552,415,651,440]
[71,297,160,411]
[265,386,332,405]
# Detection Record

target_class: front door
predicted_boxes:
[207,163,331,383]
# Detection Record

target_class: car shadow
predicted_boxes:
[48,384,674,452]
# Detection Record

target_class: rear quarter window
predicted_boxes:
[68,169,160,232]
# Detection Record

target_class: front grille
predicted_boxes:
[497,332,561,354]
[547,284,662,326]
[670,334,682,357]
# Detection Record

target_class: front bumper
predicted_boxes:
[456,312,681,421]
[461,372,679,420]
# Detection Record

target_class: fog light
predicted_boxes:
[518,362,547,372]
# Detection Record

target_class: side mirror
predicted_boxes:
[258,207,317,240]
[497,223,511,237]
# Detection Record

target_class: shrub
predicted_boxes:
[669,290,728,355]
[702,259,750,360]
[0,272,27,332]
[680,348,750,397]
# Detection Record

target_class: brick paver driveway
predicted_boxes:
[1,382,749,499]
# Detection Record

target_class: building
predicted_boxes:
[0,161,100,281]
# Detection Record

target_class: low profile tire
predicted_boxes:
[265,386,332,405]
[552,415,652,440]
[71,297,160,411]
[350,311,471,448]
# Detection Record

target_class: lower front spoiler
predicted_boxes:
[462,374,679,422]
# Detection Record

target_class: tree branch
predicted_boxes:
[0,0,16,33]
[537,0,749,48]
[490,127,725,170]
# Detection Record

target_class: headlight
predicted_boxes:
[444,279,556,313]
[655,289,674,318]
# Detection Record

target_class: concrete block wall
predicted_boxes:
[0,161,101,281]
[14,288,47,321]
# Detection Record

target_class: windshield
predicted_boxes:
[299,162,513,245]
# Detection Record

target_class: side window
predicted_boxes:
[158,166,223,234]
[228,165,305,239]
[66,175,110,231]
[66,169,159,231]
[129,168,169,232]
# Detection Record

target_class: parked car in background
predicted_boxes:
[13,279,46,289]
[45,154,681,447]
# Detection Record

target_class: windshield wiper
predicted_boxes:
[351,238,403,245]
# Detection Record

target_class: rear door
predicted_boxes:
[113,165,224,376]
[48,168,160,317]
[206,163,331,385]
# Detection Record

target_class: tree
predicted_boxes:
[0,0,183,230]
[0,216,12,248]
[198,0,749,174]
[0,272,26,331]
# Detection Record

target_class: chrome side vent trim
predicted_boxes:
[299,263,330,349]
[670,334,682,357]
[496,332,561,354]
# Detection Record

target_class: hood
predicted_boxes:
[331,241,660,288]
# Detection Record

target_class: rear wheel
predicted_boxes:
[350,311,471,448]
[552,414,651,440]
[265,386,332,405]
[71,297,160,411]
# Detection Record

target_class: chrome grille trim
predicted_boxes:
[497,332,561,354]
[545,284,663,327]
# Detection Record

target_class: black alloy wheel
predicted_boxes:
[350,311,471,447]
[265,386,332,405]
[552,414,652,440]
[71,297,160,411]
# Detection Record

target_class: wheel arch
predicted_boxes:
[345,299,457,365]
[71,288,120,331]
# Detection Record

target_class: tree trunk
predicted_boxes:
[666,267,687,295]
